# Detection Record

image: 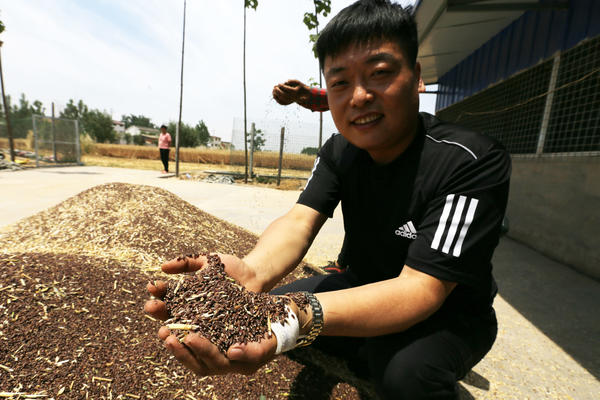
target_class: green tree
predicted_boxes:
[59,99,88,120]
[133,134,146,146]
[123,132,132,144]
[82,110,115,143]
[301,146,318,155]
[167,121,206,148]
[122,114,155,129]
[247,128,266,152]
[4,93,46,138]
[195,120,210,146]
[304,0,331,56]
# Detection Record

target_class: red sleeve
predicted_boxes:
[303,87,329,112]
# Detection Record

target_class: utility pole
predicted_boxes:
[0,40,15,162]
[243,2,249,183]
[175,0,187,177]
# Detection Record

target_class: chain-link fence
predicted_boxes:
[229,117,327,178]
[437,35,600,157]
[0,115,80,167]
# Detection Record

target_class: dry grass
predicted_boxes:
[82,154,311,180]
[87,143,316,171]
[0,138,30,151]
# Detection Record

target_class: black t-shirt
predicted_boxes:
[298,112,511,314]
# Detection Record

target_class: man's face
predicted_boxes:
[161,127,167,134]
[324,40,421,164]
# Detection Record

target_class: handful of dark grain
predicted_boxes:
[163,254,307,355]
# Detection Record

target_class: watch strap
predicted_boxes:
[296,291,323,347]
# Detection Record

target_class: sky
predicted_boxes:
[0,0,436,144]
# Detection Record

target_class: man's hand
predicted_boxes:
[144,254,280,376]
[272,79,313,106]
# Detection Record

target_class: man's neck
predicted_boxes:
[368,123,419,165]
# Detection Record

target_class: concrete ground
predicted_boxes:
[1,166,598,399]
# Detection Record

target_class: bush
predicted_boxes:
[301,146,319,155]
[132,135,145,146]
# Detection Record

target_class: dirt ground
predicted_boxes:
[0,183,375,399]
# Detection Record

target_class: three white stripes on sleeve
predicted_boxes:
[431,194,479,257]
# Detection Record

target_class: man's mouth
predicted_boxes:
[352,114,382,125]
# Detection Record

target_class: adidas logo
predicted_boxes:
[395,221,417,239]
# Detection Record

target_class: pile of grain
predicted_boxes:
[0,183,258,272]
[0,183,374,399]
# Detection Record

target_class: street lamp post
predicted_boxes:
[175,0,187,177]
[0,40,15,162]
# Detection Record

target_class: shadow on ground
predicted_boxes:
[493,237,600,379]
[39,170,102,175]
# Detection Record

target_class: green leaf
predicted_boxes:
[245,0,258,10]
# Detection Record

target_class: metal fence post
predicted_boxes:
[32,115,39,167]
[536,54,561,155]
[249,122,255,179]
[277,126,285,186]
[51,103,57,163]
[75,119,81,164]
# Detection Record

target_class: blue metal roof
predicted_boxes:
[435,0,600,110]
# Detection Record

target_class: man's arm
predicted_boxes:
[272,80,329,112]
[243,203,328,292]
[273,77,426,113]
[313,266,456,337]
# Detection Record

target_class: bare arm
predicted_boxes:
[306,266,456,337]
[243,203,328,292]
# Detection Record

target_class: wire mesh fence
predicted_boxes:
[229,117,325,177]
[0,115,80,167]
[437,36,600,157]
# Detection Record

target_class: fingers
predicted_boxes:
[279,84,300,93]
[144,299,169,320]
[158,326,171,340]
[164,335,207,375]
[158,331,275,376]
[273,87,293,105]
[147,280,168,298]
[162,255,207,274]
[184,333,230,373]
[283,79,302,87]
[227,335,276,364]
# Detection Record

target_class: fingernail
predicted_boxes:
[228,347,243,360]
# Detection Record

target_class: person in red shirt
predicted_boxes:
[158,125,172,174]
[272,78,427,273]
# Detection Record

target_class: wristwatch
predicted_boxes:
[296,291,324,347]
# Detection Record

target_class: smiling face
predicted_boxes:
[324,40,421,164]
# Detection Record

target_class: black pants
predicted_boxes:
[159,148,170,172]
[272,272,497,400]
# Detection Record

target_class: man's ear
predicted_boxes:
[415,62,425,93]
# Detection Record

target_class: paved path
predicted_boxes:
[1,166,598,399]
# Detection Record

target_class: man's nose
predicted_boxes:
[350,83,373,108]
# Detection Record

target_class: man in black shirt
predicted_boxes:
[145,1,510,398]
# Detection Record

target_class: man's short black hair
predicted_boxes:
[316,0,417,71]
[160,125,167,130]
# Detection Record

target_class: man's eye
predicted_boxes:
[373,69,390,76]
[331,80,347,88]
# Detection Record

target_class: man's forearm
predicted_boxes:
[313,266,456,337]
[243,204,327,292]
